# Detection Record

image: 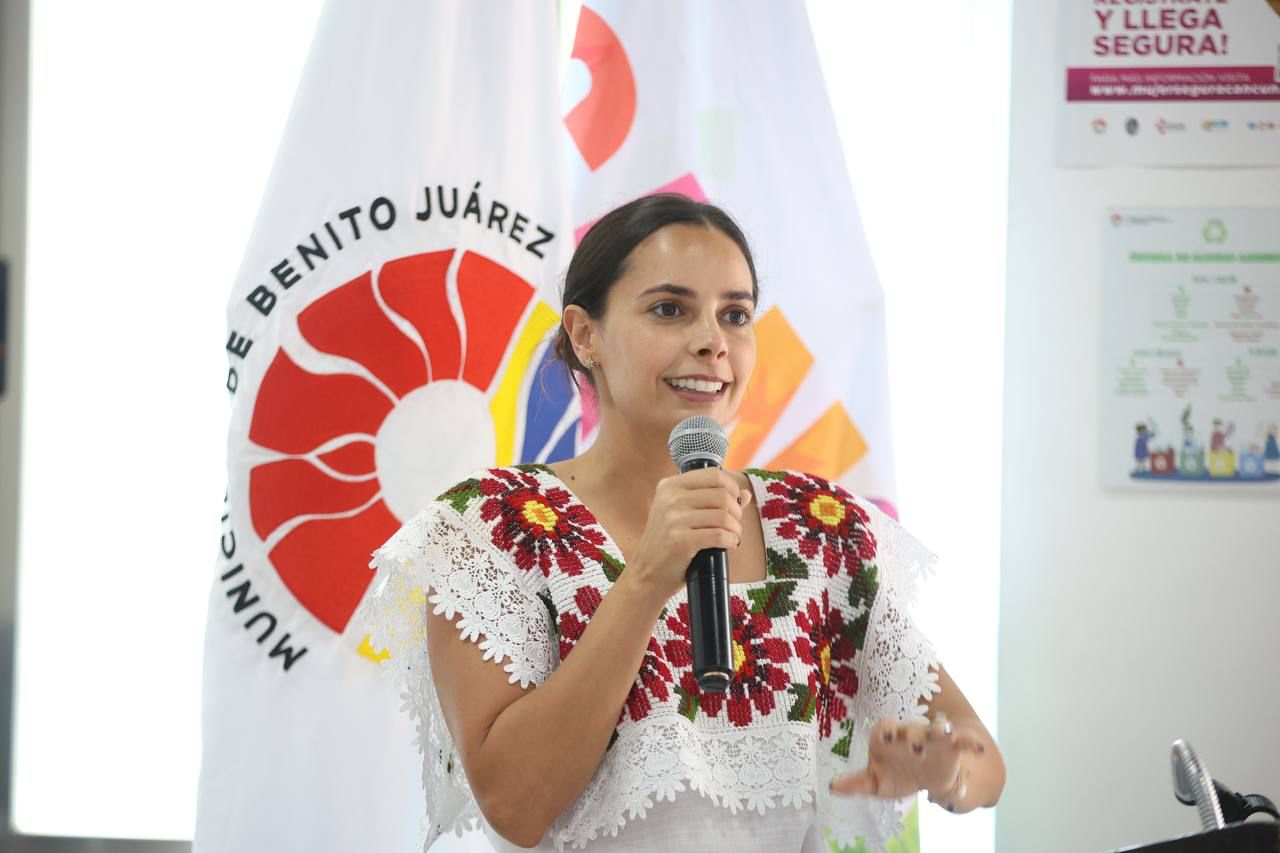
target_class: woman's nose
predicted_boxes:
[692,314,728,358]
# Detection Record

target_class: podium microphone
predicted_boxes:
[667,416,733,694]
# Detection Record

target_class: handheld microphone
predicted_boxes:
[667,416,733,694]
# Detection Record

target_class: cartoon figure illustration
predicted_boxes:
[1180,406,1200,451]
[1133,420,1156,472]
[1178,405,1205,476]
[1266,423,1280,475]
[1210,418,1235,452]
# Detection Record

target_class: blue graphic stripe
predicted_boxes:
[520,344,576,463]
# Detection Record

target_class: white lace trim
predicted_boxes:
[827,497,942,850]
[358,477,942,853]
[357,502,556,850]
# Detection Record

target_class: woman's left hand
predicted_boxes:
[829,714,986,808]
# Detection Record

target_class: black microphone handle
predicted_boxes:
[680,458,734,693]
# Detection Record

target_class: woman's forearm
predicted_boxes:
[470,569,668,846]
[926,666,1006,812]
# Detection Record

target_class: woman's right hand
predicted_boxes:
[623,467,751,604]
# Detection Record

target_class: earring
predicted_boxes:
[582,356,598,370]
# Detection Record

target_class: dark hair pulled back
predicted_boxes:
[554,193,759,389]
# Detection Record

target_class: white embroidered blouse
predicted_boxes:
[358,465,940,852]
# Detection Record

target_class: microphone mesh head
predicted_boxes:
[668,416,729,468]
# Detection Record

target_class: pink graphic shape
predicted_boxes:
[1067,66,1280,102]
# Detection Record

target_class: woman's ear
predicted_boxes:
[562,304,596,363]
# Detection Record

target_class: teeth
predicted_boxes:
[667,378,725,393]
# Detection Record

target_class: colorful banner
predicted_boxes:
[1058,0,1280,166]
[565,1,898,517]
[1102,208,1280,491]
[563,2,909,847]
[193,2,571,852]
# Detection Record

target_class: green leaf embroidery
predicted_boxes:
[513,463,554,475]
[844,611,871,651]
[537,591,559,639]
[848,562,879,611]
[744,467,786,481]
[747,581,798,618]
[767,547,809,580]
[437,478,482,515]
[674,685,700,722]
[787,683,816,722]
[598,550,625,583]
[831,719,854,758]
[606,728,620,752]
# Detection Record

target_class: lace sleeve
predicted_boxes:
[356,501,557,849]
[818,496,941,852]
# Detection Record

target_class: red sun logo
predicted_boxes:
[245,248,537,633]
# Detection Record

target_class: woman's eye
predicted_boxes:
[652,302,681,318]
[725,308,752,326]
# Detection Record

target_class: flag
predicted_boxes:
[194,2,573,851]
[564,1,897,512]
[562,2,912,846]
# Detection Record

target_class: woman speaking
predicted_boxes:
[361,194,1005,851]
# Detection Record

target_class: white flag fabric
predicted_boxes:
[194,3,572,851]
[561,2,913,846]
[563,1,898,518]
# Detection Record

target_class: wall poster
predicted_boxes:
[1103,208,1280,491]
[1059,1,1280,166]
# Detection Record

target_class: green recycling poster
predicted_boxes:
[1103,208,1280,490]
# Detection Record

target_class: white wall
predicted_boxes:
[809,2,1009,850]
[998,4,1280,853]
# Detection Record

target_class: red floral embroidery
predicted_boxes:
[478,467,606,577]
[557,585,602,660]
[793,590,859,738]
[557,581,671,724]
[759,472,875,577]
[624,638,673,723]
[664,599,794,727]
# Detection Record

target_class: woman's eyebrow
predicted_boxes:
[637,283,757,304]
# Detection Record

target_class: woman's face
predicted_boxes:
[585,223,757,441]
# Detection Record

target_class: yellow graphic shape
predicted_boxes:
[809,494,847,527]
[357,633,391,663]
[726,309,813,469]
[732,640,746,674]
[819,644,831,685]
[522,500,558,531]
[767,403,867,481]
[491,302,561,465]
[357,566,428,664]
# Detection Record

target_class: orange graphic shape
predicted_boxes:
[270,500,401,633]
[766,403,868,482]
[725,308,814,469]
[250,351,393,454]
[378,250,461,381]
[565,6,636,171]
[249,458,379,540]
[298,271,428,398]
[457,252,535,389]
